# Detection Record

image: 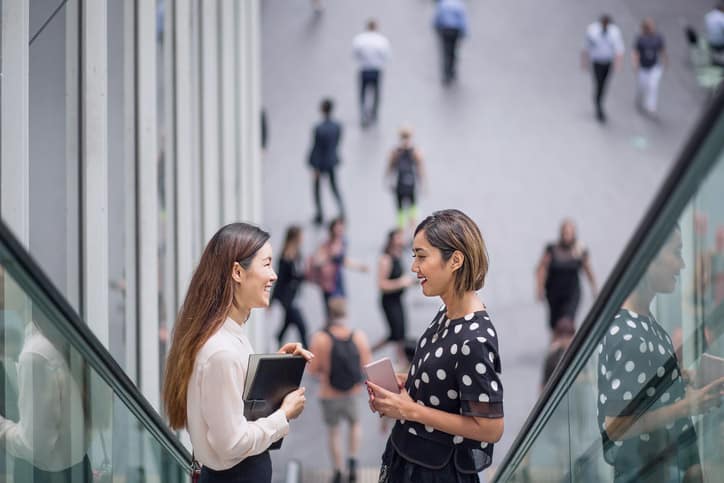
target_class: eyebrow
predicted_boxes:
[413,248,426,254]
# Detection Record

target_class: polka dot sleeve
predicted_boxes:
[455,327,503,419]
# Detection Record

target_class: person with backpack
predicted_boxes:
[309,297,372,483]
[385,126,427,231]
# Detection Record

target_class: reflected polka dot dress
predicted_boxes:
[596,309,700,481]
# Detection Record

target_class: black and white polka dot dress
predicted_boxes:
[386,305,503,476]
[596,309,700,482]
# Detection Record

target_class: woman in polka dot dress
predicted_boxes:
[597,226,724,483]
[366,209,504,483]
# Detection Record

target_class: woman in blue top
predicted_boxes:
[367,209,504,483]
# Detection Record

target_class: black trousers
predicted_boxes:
[277,301,308,348]
[359,69,381,122]
[199,452,272,483]
[592,61,612,115]
[438,28,461,81]
[313,169,344,219]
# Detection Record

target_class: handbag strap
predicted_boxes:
[191,451,201,483]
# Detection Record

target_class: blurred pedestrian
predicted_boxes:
[706,2,724,65]
[372,229,414,364]
[309,297,372,483]
[367,209,504,481]
[385,126,427,230]
[352,19,390,126]
[308,218,369,315]
[581,14,624,122]
[308,98,344,226]
[434,0,468,84]
[271,226,309,348]
[633,18,667,116]
[536,219,598,334]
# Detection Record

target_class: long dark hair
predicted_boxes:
[383,228,401,255]
[163,223,270,429]
[282,225,302,259]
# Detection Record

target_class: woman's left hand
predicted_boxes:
[366,381,415,421]
[278,342,315,362]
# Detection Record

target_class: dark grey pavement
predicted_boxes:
[259,1,711,480]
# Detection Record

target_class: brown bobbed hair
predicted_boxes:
[163,222,270,429]
[414,209,489,297]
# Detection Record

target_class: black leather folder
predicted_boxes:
[243,354,306,450]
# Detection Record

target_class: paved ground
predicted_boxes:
[259,1,711,481]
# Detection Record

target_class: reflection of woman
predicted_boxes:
[272,226,309,348]
[372,229,414,363]
[0,317,91,481]
[536,219,597,332]
[163,223,312,483]
[367,210,504,483]
[597,226,724,483]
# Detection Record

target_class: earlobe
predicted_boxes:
[450,251,464,272]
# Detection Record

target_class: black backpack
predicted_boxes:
[325,328,363,391]
[393,147,416,195]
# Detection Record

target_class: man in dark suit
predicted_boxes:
[309,98,345,225]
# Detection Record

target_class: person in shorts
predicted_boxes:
[309,298,372,483]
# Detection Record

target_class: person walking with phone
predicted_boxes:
[309,298,372,483]
[163,223,313,483]
[366,209,504,482]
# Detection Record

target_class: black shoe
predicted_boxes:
[348,459,357,483]
[313,214,323,226]
[596,110,606,123]
[331,470,342,483]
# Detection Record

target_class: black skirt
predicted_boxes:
[379,440,480,483]
[199,452,272,483]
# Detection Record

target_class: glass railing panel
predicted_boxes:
[0,239,189,481]
[506,395,571,483]
[495,93,724,482]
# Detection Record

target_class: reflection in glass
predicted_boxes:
[596,226,722,483]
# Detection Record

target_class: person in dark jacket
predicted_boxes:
[272,226,309,348]
[309,98,344,226]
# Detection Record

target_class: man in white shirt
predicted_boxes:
[352,19,390,126]
[581,14,625,122]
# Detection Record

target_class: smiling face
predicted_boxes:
[411,229,456,298]
[233,241,277,309]
[646,229,685,294]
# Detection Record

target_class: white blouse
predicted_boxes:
[186,318,289,471]
[0,324,87,471]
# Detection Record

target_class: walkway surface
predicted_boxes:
[259,1,710,481]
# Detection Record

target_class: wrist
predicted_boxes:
[403,400,422,423]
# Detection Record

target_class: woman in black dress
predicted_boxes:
[372,229,414,364]
[597,225,724,483]
[272,226,309,348]
[536,219,598,332]
[366,209,504,483]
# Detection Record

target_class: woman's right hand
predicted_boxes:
[682,376,724,416]
[281,387,306,421]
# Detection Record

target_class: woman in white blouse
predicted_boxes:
[163,223,312,483]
